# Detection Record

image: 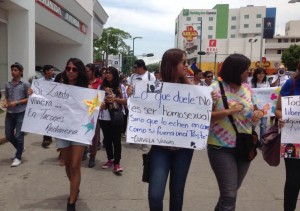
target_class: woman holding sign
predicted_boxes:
[208,54,264,211]
[146,48,194,211]
[58,58,89,211]
[276,62,300,211]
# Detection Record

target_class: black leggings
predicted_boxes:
[100,120,122,165]
[284,158,300,211]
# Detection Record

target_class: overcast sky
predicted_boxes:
[99,0,300,64]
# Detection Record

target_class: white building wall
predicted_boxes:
[8,0,35,80]
[238,6,265,35]
[286,21,300,36]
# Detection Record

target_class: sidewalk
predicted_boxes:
[0,109,289,211]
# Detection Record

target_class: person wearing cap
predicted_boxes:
[2,62,30,167]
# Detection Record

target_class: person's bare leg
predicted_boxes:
[60,146,72,181]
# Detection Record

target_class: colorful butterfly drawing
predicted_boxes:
[270,93,278,101]
[84,94,100,116]
[82,117,95,135]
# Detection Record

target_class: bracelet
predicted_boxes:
[15,100,19,106]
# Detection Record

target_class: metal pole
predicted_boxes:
[259,18,264,67]
[214,53,217,73]
[199,20,203,70]
[250,42,253,61]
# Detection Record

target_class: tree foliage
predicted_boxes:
[281,44,300,71]
[146,62,160,73]
[93,27,131,62]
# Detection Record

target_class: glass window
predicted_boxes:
[284,39,289,43]
[231,25,236,29]
[244,15,250,19]
[242,34,247,38]
[197,17,202,21]
[291,39,295,42]
[231,34,236,38]
[296,39,300,42]
[277,50,282,54]
[231,16,236,20]
[197,35,201,40]
[256,23,261,28]
[209,17,213,21]
[256,14,262,18]
[208,26,213,30]
[278,39,282,43]
[208,35,213,39]
[244,24,249,28]
[197,26,201,30]
[186,17,191,21]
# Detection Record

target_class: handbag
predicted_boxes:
[218,81,258,161]
[109,108,124,126]
[142,147,152,183]
[261,122,281,166]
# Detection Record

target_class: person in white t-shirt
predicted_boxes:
[126,59,155,151]
[250,67,276,144]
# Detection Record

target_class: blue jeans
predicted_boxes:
[148,146,194,211]
[5,112,25,159]
[208,146,251,211]
[259,117,267,140]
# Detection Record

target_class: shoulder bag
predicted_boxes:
[218,81,258,161]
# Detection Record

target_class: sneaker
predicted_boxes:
[88,158,95,168]
[113,164,123,173]
[102,160,113,169]
[142,144,149,151]
[11,158,21,167]
[42,139,52,148]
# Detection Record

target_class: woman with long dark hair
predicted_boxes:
[208,54,264,210]
[99,67,127,173]
[58,58,89,211]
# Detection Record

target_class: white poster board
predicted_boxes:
[22,80,104,145]
[126,81,213,150]
[281,96,300,158]
[252,87,281,117]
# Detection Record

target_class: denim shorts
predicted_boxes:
[56,138,87,149]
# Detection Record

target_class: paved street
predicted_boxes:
[0,111,295,211]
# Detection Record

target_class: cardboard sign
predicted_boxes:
[22,80,104,145]
[126,81,213,150]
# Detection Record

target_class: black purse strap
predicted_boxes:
[218,80,239,134]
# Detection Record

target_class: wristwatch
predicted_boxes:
[15,100,19,106]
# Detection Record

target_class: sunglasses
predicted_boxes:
[206,75,213,78]
[66,66,79,73]
[181,60,187,65]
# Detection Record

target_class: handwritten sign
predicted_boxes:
[126,81,213,150]
[21,80,104,145]
[252,87,281,117]
[281,96,300,159]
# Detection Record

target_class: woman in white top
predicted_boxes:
[250,67,275,143]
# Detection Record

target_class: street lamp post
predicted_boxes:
[249,38,257,62]
[132,36,142,69]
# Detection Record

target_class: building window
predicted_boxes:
[296,39,300,42]
[256,23,261,28]
[197,26,201,30]
[291,39,295,42]
[231,25,236,30]
[209,17,213,21]
[244,24,249,28]
[197,17,202,21]
[186,17,191,21]
[208,26,213,30]
[197,35,201,40]
[231,16,236,20]
[278,39,282,43]
[277,50,282,54]
[284,39,289,43]
[244,15,249,19]
[242,34,247,38]
[256,14,262,18]
[231,34,236,38]
[208,35,213,39]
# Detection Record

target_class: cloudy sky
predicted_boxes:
[99,0,300,64]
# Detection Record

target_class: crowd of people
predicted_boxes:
[0,50,299,211]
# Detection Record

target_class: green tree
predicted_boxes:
[93,27,131,63]
[281,44,300,71]
[146,62,160,73]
